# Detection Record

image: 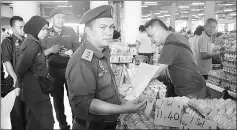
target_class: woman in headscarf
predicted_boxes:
[16,16,54,129]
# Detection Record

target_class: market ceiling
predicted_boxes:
[1,1,236,22]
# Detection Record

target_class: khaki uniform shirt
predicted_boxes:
[65,39,121,122]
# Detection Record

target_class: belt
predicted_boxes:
[75,118,118,129]
[48,62,67,68]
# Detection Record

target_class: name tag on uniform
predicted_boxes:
[62,35,70,37]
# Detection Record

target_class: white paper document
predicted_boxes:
[125,63,159,101]
[1,89,16,124]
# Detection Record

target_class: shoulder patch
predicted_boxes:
[81,49,94,62]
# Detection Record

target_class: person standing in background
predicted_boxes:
[1,16,27,130]
[197,18,225,80]
[43,8,80,130]
[1,28,8,43]
[188,25,204,65]
[136,25,154,63]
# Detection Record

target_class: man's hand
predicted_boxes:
[59,48,72,57]
[13,78,17,88]
[15,88,21,97]
[44,44,64,56]
[219,49,226,56]
[122,98,147,113]
[50,44,64,53]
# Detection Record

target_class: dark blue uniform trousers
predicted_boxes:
[10,94,27,130]
[26,100,54,129]
[49,67,73,127]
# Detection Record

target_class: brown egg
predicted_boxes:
[208,108,218,119]
[135,122,147,129]
[139,93,147,103]
[218,107,226,115]
[202,107,212,115]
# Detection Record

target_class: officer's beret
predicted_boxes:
[50,8,65,18]
[79,5,113,25]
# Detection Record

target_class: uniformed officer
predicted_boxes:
[1,16,26,130]
[65,5,146,130]
[16,15,54,129]
[43,8,80,130]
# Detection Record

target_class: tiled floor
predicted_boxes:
[51,87,73,129]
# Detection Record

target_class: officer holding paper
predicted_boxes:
[65,5,146,130]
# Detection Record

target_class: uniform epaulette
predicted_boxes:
[81,49,94,62]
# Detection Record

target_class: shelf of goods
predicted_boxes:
[110,49,133,64]
[207,34,236,98]
[116,81,236,129]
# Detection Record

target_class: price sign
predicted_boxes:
[180,114,217,130]
[154,99,183,127]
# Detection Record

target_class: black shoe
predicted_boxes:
[60,124,70,130]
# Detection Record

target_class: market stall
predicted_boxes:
[207,32,236,99]
[110,47,236,129]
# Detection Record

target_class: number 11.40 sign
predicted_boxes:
[154,99,183,127]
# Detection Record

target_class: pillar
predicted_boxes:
[110,2,121,31]
[122,1,142,45]
[224,14,229,31]
[90,1,109,9]
[170,3,176,29]
[13,1,40,22]
[204,1,215,22]
[187,14,192,31]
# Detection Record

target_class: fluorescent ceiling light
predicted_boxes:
[158,16,164,18]
[191,9,200,11]
[164,14,170,16]
[51,1,68,2]
[230,13,236,16]
[181,11,189,13]
[57,5,72,7]
[142,15,149,17]
[42,1,68,2]
[144,2,157,4]
[219,3,234,6]
[179,6,190,8]
[224,9,233,12]
[224,3,234,6]
[160,11,168,13]
[198,13,205,16]
[144,4,158,5]
[154,13,161,15]
[142,5,148,7]
[192,2,204,5]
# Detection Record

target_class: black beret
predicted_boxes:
[79,5,113,24]
[24,15,49,39]
[50,8,65,18]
